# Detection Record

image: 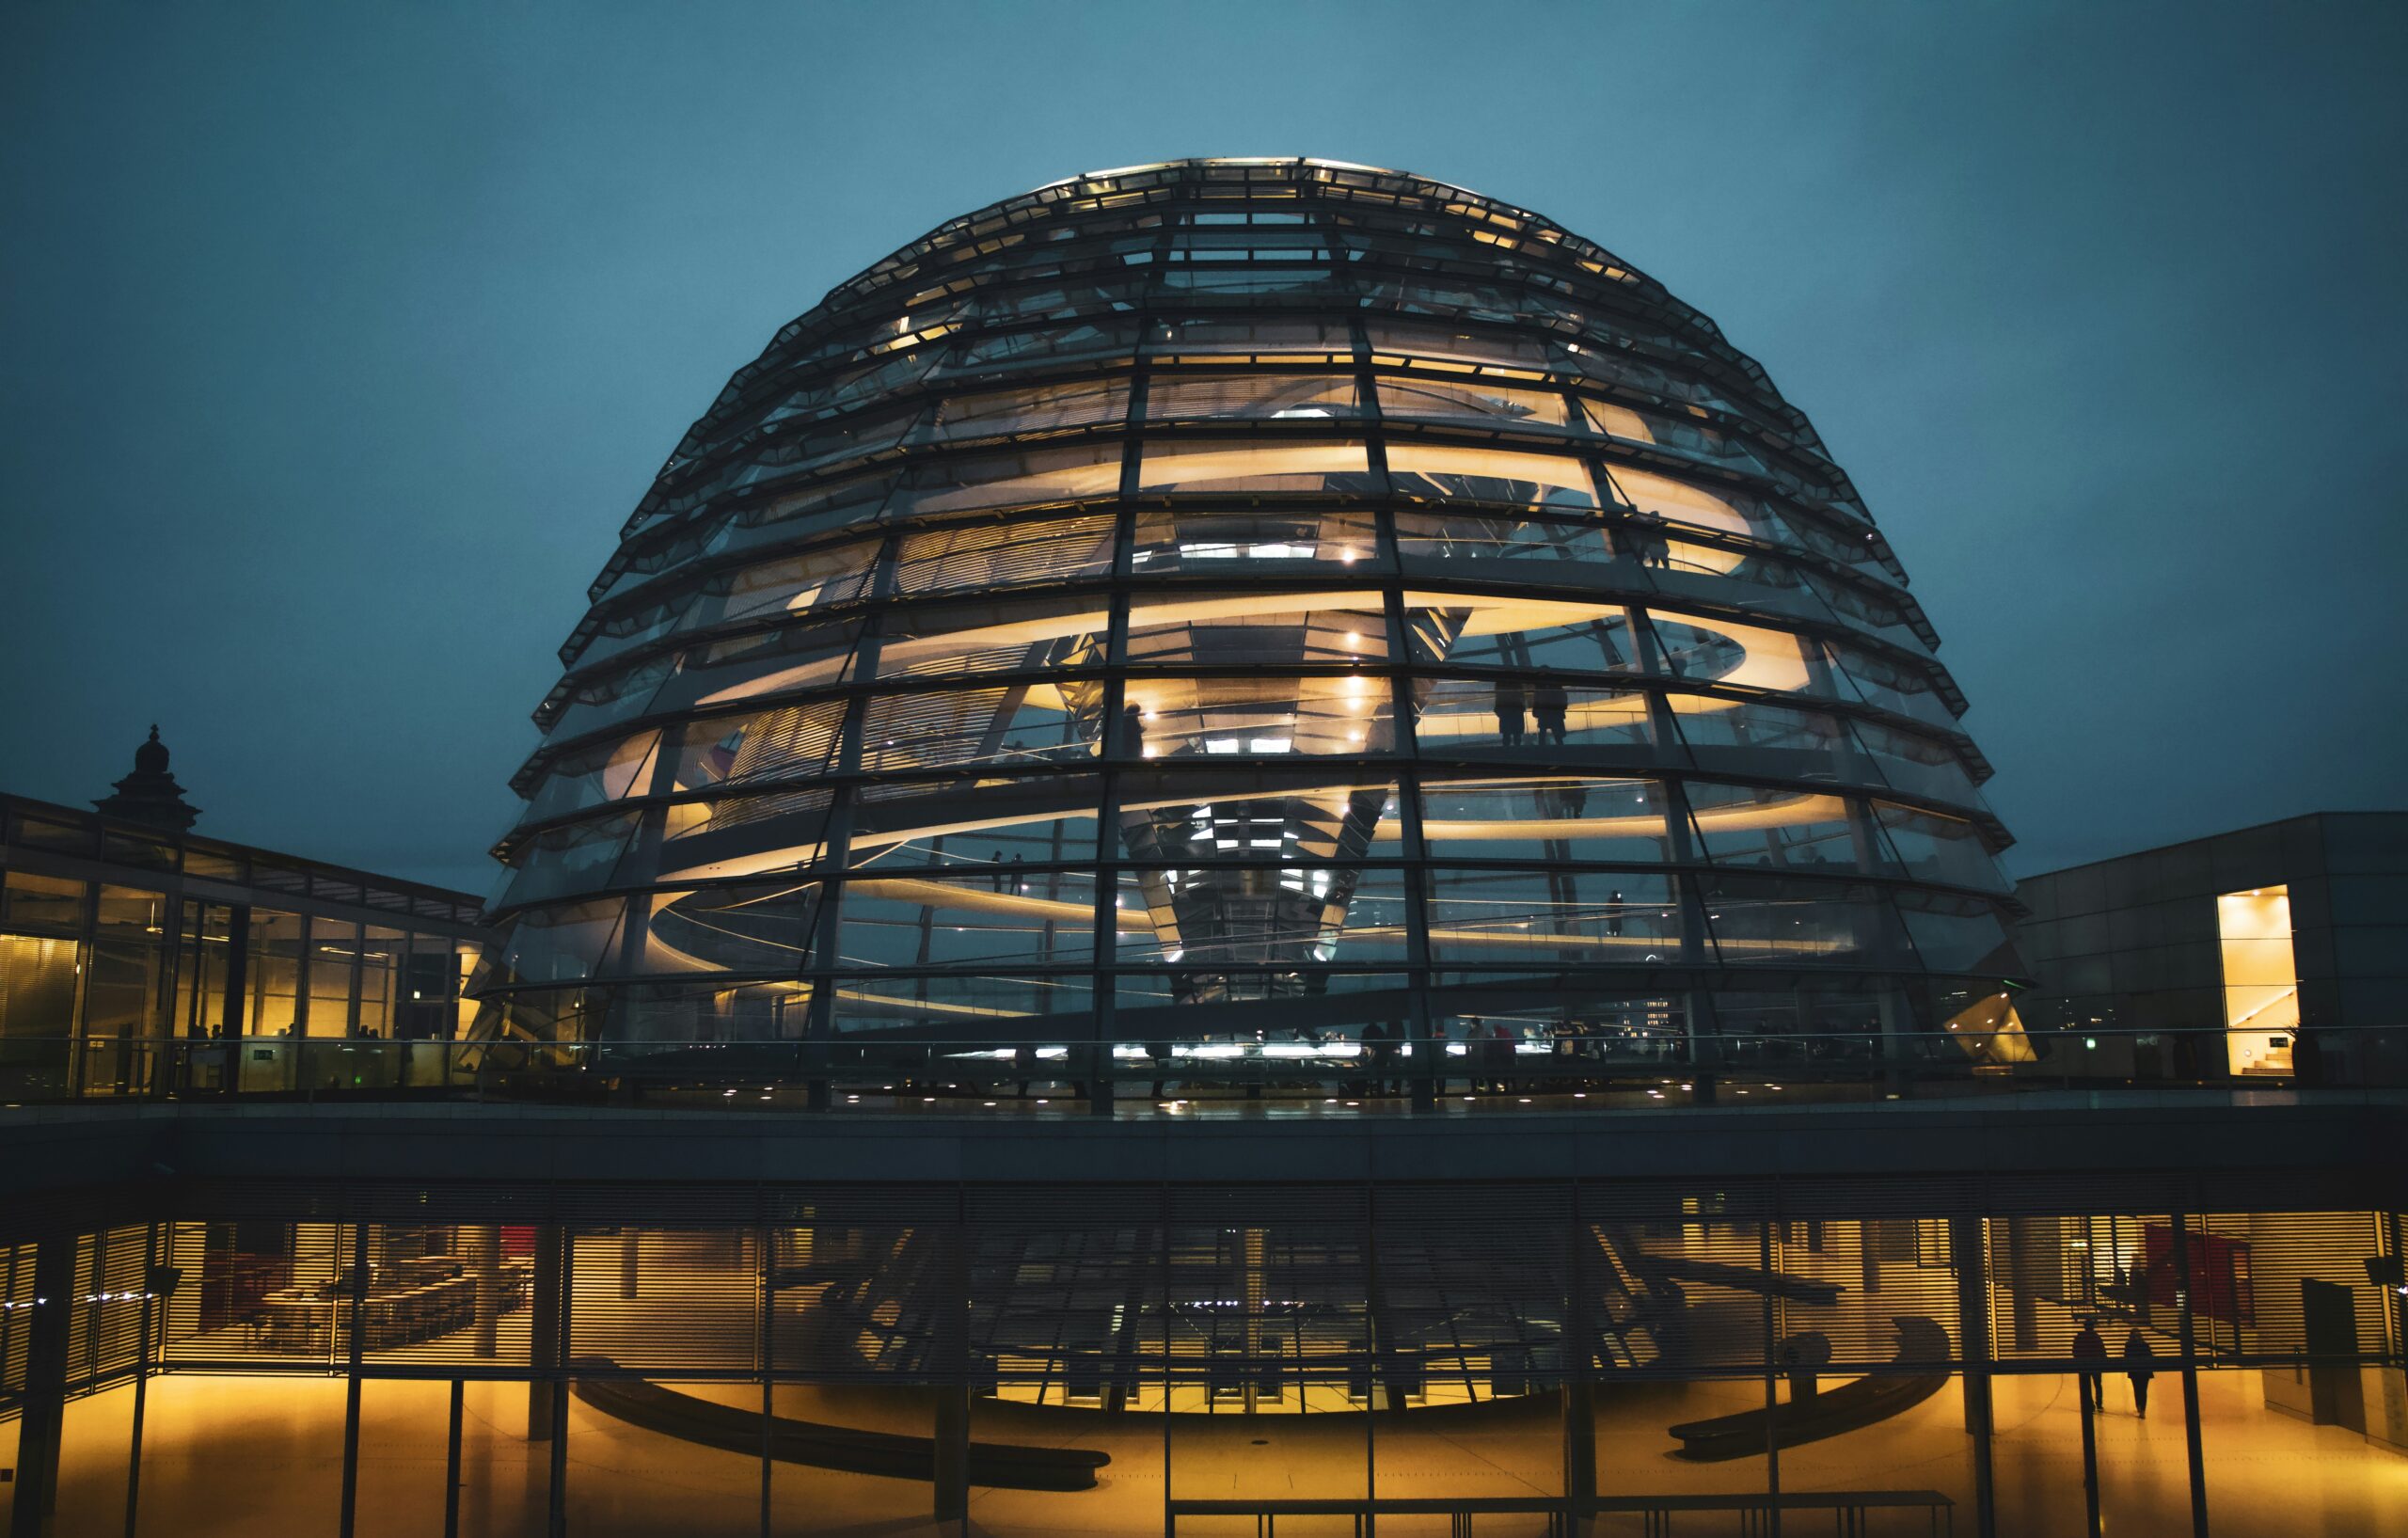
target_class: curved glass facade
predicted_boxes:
[475,158,2024,1072]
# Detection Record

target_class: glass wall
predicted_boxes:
[3,1198,2398,1536]
[481,160,2020,1085]
[0,794,489,1100]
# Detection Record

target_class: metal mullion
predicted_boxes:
[1082,358,1149,1115]
[800,545,900,1097]
[1354,318,1441,1107]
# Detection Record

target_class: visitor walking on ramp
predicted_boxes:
[2121,1328,2155,1417]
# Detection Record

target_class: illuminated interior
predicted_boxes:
[477,157,2024,1065]
[2219,885,2299,1075]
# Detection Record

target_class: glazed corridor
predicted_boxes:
[4,1185,2402,1537]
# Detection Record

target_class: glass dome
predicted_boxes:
[473,157,2025,1087]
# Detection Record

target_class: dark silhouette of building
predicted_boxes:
[92,724,199,832]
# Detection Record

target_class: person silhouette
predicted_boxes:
[1532,675,1569,744]
[2121,1328,2156,1417]
[2071,1318,2108,1412]
[1495,680,1528,746]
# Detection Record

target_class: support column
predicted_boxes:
[2172,1214,2210,1538]
[2005,1216,2045,1352]
[528,1225,563,1440]
[339,1223,371,1538]
[469,1226,501,1359]
[1759,1221,1781,1538]
[1562,1209,1597,1535]
[444,1380,465,1538]
[122,1222,161,1538]
[1951,1216,1997,1538]
[547,1236,573,1538]
[9,1234,75,1538]
[931,1212,971,1528]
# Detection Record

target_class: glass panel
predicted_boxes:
[0,934,80,1097]
[1848,718,1985,806]
[1386,441,1598,507]
[1875,802,2009,892]
[1123,675,1400,759]
[3,870,84,929]
[1411,677,1654,755]
[356,925,404,1039]
[1703,877,1903,967]
[636,883,821,978]
[1393,508,1624,568]
[1404,590,1637,674]
[1114,864,1411,971]
[857,685,1105,772]
[1417,776,1679,862]
[1894,892,2016,974]
[1116,774,1399,863]
[496,812,642,909]
[944,314,1141,373]
[848,780,1098,874]
[1687,785,1880,874]
[1822,639,1958,729]
[1126,590,1389,666]
[1605,463,1771,543]
[1146,315,1352,362]
[829,974,1094,1040]
[892,514,1116,595]
[1364,318,1552,373]
[834,872,1098,970]
[1144,372,1364,421]
[1135,436,1372,495]
[1130,507,1382,571]
[913,375,1131,441]
[657,788,833,883]
[525,729,662,822]
[1650,611,1806,691]
[670,703,847,795]
[485,898,628,991]
[1424,868,1684,963]
[306,918,358,1037]
[872,595,1109,683]
[891,439,1124,517]
[1378,374,1575,430]
[244,909,307,1036]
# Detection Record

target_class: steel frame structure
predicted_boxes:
[475,158,2027,1081]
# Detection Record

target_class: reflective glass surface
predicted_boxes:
[485,159,2020,1053]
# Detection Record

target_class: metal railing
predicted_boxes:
[2,1025,2400,1111]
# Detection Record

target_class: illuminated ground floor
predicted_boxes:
[11,1362,2404,1536]
[3,1100,2401,1534]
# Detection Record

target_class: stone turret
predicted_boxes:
[93,724,200,832]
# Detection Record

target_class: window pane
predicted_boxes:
[892,515,1116,595]
[1146,373,1364,422]
[1378,376,1574,431]
[858,686,1103,772]
[1132,508,1381,572]
[1127,591,1389,666]
[1124,675,1399,759]
[1136,437,1372,496]
[1386,443,1597,508]
[1412,677,1653,755]
[1417,777,1678,861]
[1424,870,1684,961]
[835,873,1098,969]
